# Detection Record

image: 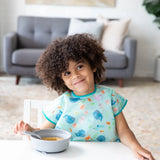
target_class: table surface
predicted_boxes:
[0,140,137,160]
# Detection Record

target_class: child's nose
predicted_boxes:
[72,70,80,79]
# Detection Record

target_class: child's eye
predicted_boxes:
[64,71,70,76]
[77,65,83,70]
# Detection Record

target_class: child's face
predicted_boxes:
[62,60,96,96]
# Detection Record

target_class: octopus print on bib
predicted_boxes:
[42,85,127,141]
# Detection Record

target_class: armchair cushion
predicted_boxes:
[104,51,127,69]
[12,49,44,66]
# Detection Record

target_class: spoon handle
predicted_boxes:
[22,131,41,139]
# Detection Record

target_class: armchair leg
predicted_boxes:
[118,79,123,87]
[16,75,21,85]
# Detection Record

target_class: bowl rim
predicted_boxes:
[31,129,72,141]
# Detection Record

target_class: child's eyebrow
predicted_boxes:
[76,59,85,64]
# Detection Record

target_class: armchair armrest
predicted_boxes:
[122,37,137,77]
[3,32,18,73]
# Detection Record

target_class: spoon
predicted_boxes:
[22,131,42,139]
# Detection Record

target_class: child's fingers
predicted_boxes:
[13,120,34,135]
[23,123,30,131]
[137,150,155,160]
[13,123,18,134]
[13,121,22,134]
[13,120,32,135]
[134,151,144,160]
[13,120,25,134]
[23,123,33,132]
[18,120,24,133]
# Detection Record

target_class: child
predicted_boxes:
[14,34,154,160]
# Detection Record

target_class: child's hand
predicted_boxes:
[132,145,155,160]
[13,120,34,134]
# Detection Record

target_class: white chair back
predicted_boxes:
[23,99,52,127]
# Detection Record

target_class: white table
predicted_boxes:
[0,140,137,160]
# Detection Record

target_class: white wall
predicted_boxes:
[1,0,160,77]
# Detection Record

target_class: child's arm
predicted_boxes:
[116,112,154,160]
[13,119,55,134]
[40,119,55,129]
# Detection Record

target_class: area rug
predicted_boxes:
[0,75,159,159]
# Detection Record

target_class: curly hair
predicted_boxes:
[36,33,107,94]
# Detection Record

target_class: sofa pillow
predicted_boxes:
[97,16,130,53]
[68,18,103,40]
[96,15,109,25]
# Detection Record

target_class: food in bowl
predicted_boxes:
[30,129,71,153]
[41,137,64,141]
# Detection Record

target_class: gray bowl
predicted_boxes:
[30,129,71,153]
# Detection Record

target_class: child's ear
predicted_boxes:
[93,68,97,72]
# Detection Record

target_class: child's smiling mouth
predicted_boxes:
[73,79,85,86]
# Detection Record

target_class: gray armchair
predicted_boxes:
[3,16,69,84]
[104,37,137,86]
[3,16,137,86]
